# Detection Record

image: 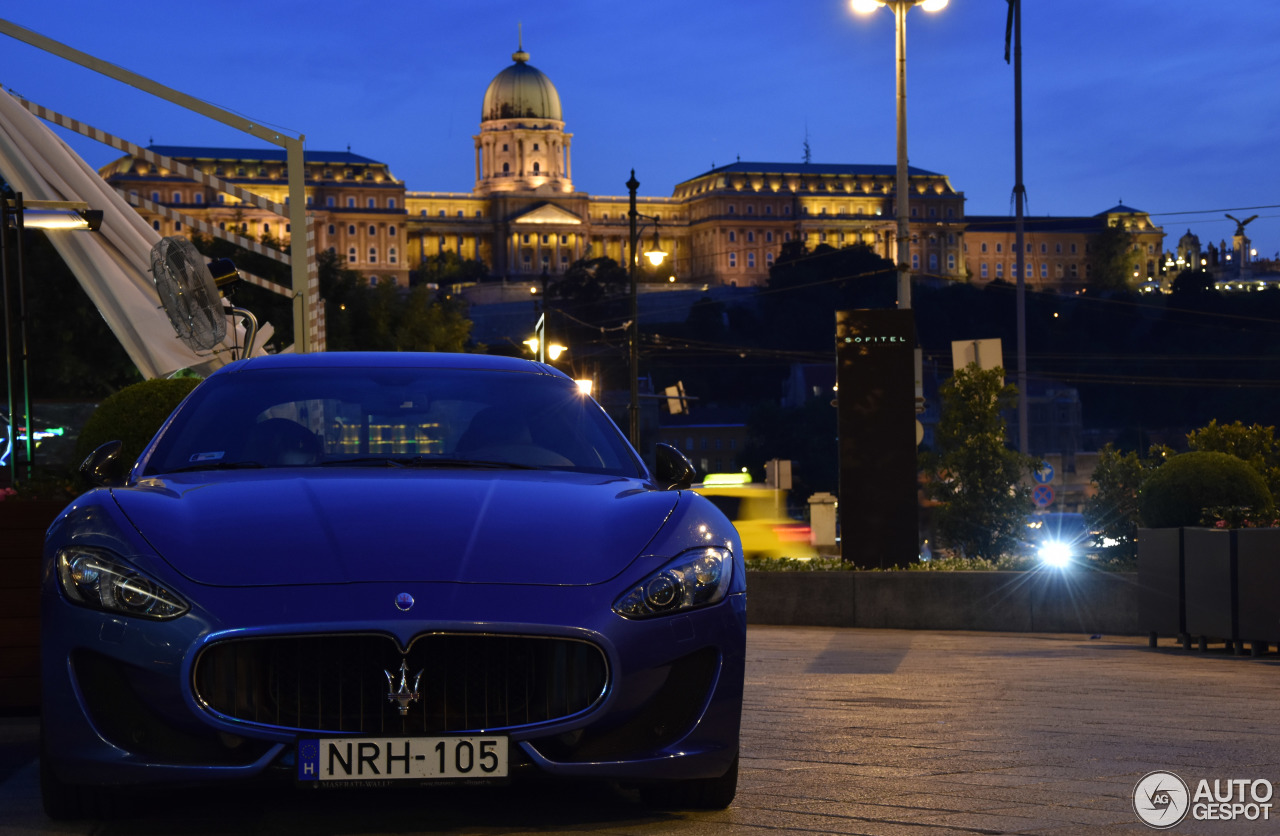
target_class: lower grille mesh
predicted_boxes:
[194,633,607,735]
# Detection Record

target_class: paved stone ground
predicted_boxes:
[2,627,1279,835]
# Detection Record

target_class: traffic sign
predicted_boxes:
[1033,484,1055,507]
[1034,461,1054,484]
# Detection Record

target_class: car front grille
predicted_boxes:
[193,633,608,735]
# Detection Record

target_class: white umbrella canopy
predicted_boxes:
[0,89,259,379]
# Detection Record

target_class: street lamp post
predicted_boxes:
[625,170,667,449]
[1,196,102,484]
[852,0,948,310]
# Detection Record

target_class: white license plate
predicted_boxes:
[297,736,508,782]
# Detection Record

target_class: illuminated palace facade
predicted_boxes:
[99,44,1160,293]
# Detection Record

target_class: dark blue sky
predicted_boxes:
[3,1,1278,260]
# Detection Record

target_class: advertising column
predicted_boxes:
[836,309,918,569]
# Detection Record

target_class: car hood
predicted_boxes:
[111,469,676,587]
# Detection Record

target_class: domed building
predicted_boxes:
[474,42,572,195]
[99,39,976,291]
[404,39,967,287]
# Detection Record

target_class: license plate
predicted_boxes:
[297,736,508,782]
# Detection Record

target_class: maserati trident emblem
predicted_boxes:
[395,592,414,612]
[384,659,423,716]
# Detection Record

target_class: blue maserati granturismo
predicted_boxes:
[40,352,745,819]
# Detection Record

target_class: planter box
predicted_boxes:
[1235,528,1280,646]
[0,499,66,711]
[1182,527,1237,645]
[1137,527,1185,642]
[746,570,1138,634]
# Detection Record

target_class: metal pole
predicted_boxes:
[894,0,912,310]
[627,170,640,448]
[1,198,13,485]
[1013,0,1029,455]
[13,195,33,478]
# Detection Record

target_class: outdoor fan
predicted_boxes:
[150,236,258,358]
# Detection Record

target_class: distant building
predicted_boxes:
[99,147,413,287]
[963,205,1165,291]
[658,408,750,476]
[98,41,971,291]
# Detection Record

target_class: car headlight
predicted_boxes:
[56,548,189,619]
[612,547,733,619]
[1037,540,1073,568]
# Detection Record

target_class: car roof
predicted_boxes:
[212,352,568,378]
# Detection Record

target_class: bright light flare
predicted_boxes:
[1038,540,1073,569]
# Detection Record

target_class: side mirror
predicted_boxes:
[80,440,127,487]
[654,443,697,491]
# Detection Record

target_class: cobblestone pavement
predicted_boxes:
[3,627,1279,835]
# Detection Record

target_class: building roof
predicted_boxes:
[1097,204,1145,215]
[146,145,387,166]
[677,161,943,184]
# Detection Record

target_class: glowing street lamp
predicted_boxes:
[850,0,948,309]
[524,317,567,364]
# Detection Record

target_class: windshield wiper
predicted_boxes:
[317,457,406,468]
[397,456,542,470]
[168,460,265,474]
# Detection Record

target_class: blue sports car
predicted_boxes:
[41,352,745,819]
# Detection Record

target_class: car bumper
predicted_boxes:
[41,579,745,789]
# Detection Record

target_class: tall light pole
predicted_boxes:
[1,197,101,485]
[852,0,948,310]
[626,170,667,449]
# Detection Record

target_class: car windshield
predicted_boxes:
[142,366,643,478]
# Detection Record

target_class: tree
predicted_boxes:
[1083,444,1164,561]
[1139,451,1273,528]
[411,250,488,287]
[921,364,1037,560]
[1086,221,1139,290]
[764,243,895,350]
[1186,420,1280,500]
[1169,268,1216,297]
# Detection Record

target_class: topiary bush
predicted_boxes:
[74,377,202,469]
[1138,451,1273,529]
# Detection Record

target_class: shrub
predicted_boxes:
[1138,451,1273,528]
[74,377,202,468]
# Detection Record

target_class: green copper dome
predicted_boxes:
[482,46,563,122]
